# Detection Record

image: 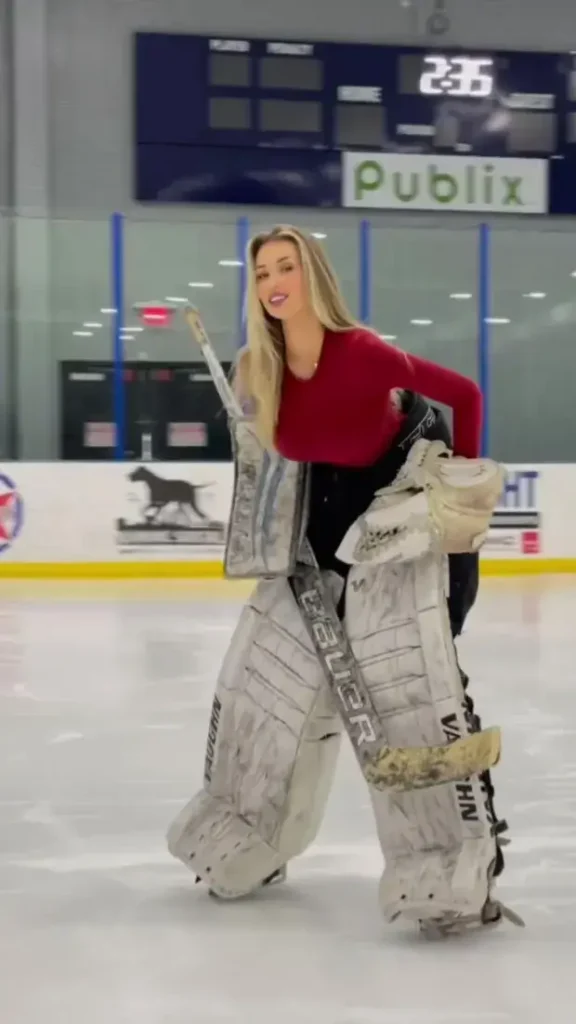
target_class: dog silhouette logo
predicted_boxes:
[117,467,226,549]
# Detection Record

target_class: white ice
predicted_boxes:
[0,576,575,1024]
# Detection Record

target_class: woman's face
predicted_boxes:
[254,239,308,321]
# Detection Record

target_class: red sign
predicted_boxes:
[137,305,174,328]
[521,531,541,555]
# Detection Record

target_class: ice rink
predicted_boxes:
[0,575,575,1024]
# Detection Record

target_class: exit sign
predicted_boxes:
[134,303,175,328]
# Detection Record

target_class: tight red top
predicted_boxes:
[275,327,482,466]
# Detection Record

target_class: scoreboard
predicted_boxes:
[134,33,576,211]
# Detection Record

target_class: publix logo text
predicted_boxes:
[342,154,548,214]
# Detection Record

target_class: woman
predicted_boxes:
[169,225,512,932]
[239,225,482,632]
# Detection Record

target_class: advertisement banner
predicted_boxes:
[342,154,548,214]
[483,468,541,558]
[0,461,575,575]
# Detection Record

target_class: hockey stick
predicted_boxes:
[184,305,501,792]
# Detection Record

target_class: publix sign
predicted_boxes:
[342,153,548,214]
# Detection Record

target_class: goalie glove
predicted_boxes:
[336,439,504,567]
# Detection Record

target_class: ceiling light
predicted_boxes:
[165,296,188,303]
[485,317,510,325]
[379,334,397,341]
[410,318,433,326]
[100,308,117,314]
[122,326,144,333]
[218,259,243,267]
[73,330,93,337]
[189,281,214,288]
[121,334,135,341]
[522,292,546,299]
[449,292,472,300]
[571,272,576,278]
[311,232,327,239]
[83,322,102,329]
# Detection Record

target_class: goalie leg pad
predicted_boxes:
[345,552,504,928]
[167,577,342,898]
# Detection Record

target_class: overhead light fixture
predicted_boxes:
[311,232,327,239]
[410,318,433,326]
[571,272,576,278]
[522,292,546,299]
[121,334,135,341]
[165,296,188,303]
[100,308,117,314]
[379,334,398,341]
[485,317,510,325]
[83,322,103,329]
[122,326,144,333]
[449,293,472,300]
[73,330,93,337]
[218,259,243,267]
[189,281,214,288]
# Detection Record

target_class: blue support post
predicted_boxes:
[111,212,126,460]
[478,223,490,457]
[359,219,372,324]
[237,216,250,348]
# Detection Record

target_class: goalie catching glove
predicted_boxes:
[336,439,504,566]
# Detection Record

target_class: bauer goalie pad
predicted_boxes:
[345,551,508,928]
[336,439,505,567]
[290,543,500,793]
[167,575,343,899]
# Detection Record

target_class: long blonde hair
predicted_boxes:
[236,225,358,450]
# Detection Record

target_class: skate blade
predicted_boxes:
[364,726,501,792]
[420,901,525,937]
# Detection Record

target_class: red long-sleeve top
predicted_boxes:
[275,327,482,466]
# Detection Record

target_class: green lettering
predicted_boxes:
[503,176,523,206]
[354,160,384,201]
[392,172,419,202]
[429,165,458,203]
[483,165,494,204]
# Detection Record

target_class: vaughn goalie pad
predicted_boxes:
[345,552,501,927]
[167,575,343,898]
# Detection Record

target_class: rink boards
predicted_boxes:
[0,460,570,577]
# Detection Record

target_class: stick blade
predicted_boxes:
[364,726,501,793]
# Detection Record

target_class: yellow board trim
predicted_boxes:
[0,558,574,578]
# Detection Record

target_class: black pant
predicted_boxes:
[306,391,478,637]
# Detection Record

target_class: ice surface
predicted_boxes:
[0,577,575,1023]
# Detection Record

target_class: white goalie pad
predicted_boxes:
[345,551,500,927]
[337,439,505,567]
[167,575,343,898]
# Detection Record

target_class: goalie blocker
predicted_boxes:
[168,392,519,932]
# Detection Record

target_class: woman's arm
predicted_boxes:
[373,340,482,458]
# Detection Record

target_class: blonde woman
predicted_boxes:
[169,227,514,935]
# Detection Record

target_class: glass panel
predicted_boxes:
[490,226,576,463]
[123,216,240,462]
[0,210,11,457]
[11,214,112,459]
[371,222,478,439]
